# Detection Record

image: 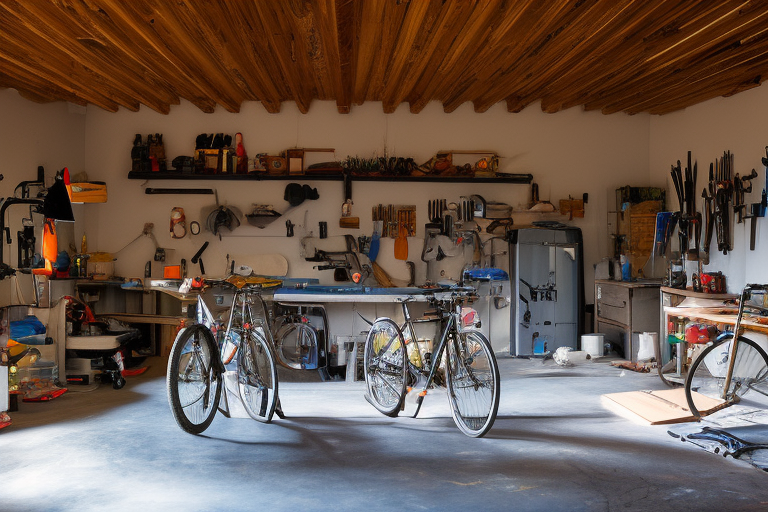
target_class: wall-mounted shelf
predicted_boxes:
[127,171,533,184]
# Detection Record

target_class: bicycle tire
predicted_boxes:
[364,318,407,417]
[167,324,222,434]
[238,330,279,423]
[446,331,500,438]
[685,334,768,418]
[274,321,319,370]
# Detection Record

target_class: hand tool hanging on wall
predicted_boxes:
[670,152,701,258]
[191,241,209,274]
[714,151,734,255]
[744,147,768,250]
[733,168,758,224]
[701,162,715,262]
[339,171,359,229]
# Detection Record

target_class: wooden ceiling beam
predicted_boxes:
[1,1,768,116]
[439,0,574,113]
[472,0,638,113]
[609,49,768,115]
[0,69,87,106]
[579,8,768,114]
[378,0,436,114]
[362,1,409,104]
[333,0,359,114]
[0,1,175,114]
[0,36,125,112]
[408,0,533,114]
[179,0,284,112]
[549,2,761,114]
[92,1,241,113]
[250,1,314,113]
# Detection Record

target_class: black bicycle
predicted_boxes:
[364,286,500,437]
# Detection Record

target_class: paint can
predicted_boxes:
[581,333,605,357]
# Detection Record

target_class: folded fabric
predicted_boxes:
[10,315,46,339]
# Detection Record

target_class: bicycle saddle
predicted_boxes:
[225,274,282,290]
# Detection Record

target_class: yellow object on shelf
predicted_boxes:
[70,182,107,203]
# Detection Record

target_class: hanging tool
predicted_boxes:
[733,168,758,224]
[714,151,734,255]
[191,241,209,274]
[394,210,408,260]
[339,171,359,229]
[745,148,768,250]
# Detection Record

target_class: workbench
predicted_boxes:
[657,286,755,387]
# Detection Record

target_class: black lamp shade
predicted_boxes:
[43,177,75,222]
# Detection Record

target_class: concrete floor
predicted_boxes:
[3,355,768,512]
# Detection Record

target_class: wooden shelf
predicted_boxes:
[127,171,533,184]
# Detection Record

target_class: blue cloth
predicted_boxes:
[11,315,46,339]
[464,267,509,281]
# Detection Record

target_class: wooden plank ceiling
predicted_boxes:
[1,0,767,116]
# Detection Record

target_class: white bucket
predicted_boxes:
[582,334,605,357]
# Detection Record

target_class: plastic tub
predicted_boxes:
[581,334,605,357]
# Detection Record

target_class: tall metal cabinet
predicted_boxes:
[509,226,584,356]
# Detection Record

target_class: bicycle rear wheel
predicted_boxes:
[274,321,319,370]
[446,331,500,438]
[364,318,407,417]
[167,324,222,434]
[685,335,768,418]
[238,330,279,423]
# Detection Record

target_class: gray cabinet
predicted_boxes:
[594,279,661,361]
[510,226,584,356]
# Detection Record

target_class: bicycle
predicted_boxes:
[167,274,283,434]
[364,285,500,437]
[685,283,768,418]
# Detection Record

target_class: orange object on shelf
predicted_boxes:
[164,265,181,279]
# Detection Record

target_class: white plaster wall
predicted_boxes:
[0,89,85,266]
[649,84,768,292]
[83,99,650,303]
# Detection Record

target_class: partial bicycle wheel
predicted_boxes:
[274,320,319,370]
[685,335,768,418]
[238,330,279,423]
[364,318,407,417]
[445,331,500,437]
[167,324,222,434]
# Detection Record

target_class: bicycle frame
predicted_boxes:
[396,295,470,417]
[723,284,768,398]
[196,289,274,365]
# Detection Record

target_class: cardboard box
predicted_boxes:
[0,273,36,307]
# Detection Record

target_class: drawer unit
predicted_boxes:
[594,279,661,361]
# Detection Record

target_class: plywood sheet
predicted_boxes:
[603,388,729,425]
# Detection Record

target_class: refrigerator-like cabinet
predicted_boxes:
[509,226,584,356]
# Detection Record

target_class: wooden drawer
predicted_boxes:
[597,321,630,360]
[596,282,630,326]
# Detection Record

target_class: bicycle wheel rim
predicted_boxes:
[238,330,278,423]
[364,318,407,417]
[446,331,500,437]
[167,325,221,434]
[686,336,768,417]
[275,322,318,370]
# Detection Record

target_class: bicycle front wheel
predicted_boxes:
[685,335,768,418]
[364,318,407,417]
[446,331,500,437]
[238,330,279,423]
[167,324,222,434]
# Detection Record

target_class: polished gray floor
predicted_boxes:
[2,356,768,512]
